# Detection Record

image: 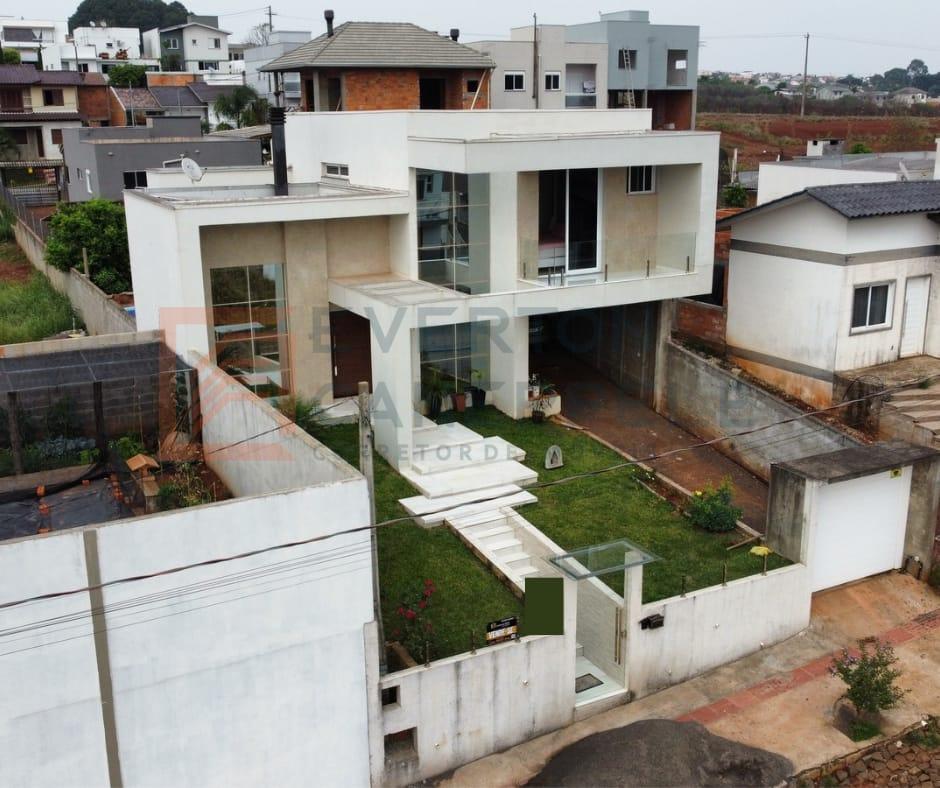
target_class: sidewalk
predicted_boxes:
[440,574,940,788]
[543,353,770,529]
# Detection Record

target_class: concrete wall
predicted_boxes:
[626,564,811,697]
[662,342,860,482]
[378,577,577,786]
[757,161,895,204]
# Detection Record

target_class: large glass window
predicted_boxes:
[210,264,291,397]
[419,322,490,401]
[417,169,490,294]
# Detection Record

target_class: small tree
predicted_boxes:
[212,85,261,129]
[849,142,873,154]
[106,63,148,88]
[45,200,131,293]
[721,181,748,208]
[687,479,742,532]
[831,639,907,715]
[0,128,21,161]
[1,49,21,64]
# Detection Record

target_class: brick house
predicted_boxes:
[261,18,494,111]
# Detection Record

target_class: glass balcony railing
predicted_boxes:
[565,93,597,109]
[518,233,696,288]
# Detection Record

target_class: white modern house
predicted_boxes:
[142,15,232,73]
[243,30,311,107]
[125,108,718,472]
[718,181,940,407]
[0,18,66,65]
[43,26,160,74]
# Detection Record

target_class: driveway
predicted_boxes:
[537,352,770,529]
[440,573,940,788]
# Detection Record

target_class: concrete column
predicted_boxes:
[490,314,529,419]
[622,563,644,696]
[652,299,676,414]
[371,317,413,470]
[488,172,519,293]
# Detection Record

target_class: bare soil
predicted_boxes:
[0,241,34,285]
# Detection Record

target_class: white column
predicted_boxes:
[488,172,519,293]
[490,314,529,420]
[370,316,414,471]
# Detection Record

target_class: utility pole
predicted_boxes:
[267,5,274,37]
[532,12,539,109]
[358,381,386,674]
[800,33,810,117]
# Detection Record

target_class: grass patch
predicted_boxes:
[440,408,788,603]
[311,422,522,662]
[849,719,881,742]
[0,242,76,344]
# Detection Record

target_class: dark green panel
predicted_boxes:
[523,577,564,636]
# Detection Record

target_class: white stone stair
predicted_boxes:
[400,460,537,499]
[410,436,525,474]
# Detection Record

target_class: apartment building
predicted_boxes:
[261,15,494,111]
[142,15,231,74]
[126,107,718,471]
[43,26,160,74]
[0,18,66,65]
[244,30,311,107]
[469,10,699,129]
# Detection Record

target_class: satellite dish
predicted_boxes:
[181,157,204,182]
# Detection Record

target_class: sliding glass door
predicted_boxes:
[536,168,599,276]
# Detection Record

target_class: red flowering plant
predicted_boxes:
[390,579,437,662]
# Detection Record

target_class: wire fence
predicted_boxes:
[0,183,56,242]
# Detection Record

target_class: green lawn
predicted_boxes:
[0,241,76,345]
[313,407,787,660]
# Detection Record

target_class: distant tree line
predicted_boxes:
[68,0,189,34]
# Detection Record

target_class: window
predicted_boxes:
[851,282,893,331]
[85,169,92,195]
[191,38,198,46]
[50,129,62,145]
[42,89,64,106]
[627,165,655,194]
[384,729,417,762]
[198,61,219,71]
[164,37,179,50]
[618,49,637,70]
[76,167,83,180]
[544,71,561,91]
[381,686,399,706]
[212,38,221,49]
[419,322,490,403]
[122,170,148,189]
[9,128,28,144]
[77,62,89,73]
[466,78,479,94]
[322,162,349,178]
[504,71,525,91]
[210,264,291,397]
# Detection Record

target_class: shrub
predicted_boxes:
[391,579,437,662]
[830,639,907,715]
[110,435,146,461]
[928,562,940,590]
[276,395,322,433]
[721,182,748,208]
[849,142,873,154]
[849,719,881,742]
[45,200,131,294]
[687,479,742,532]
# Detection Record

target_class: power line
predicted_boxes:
[0,373,920,616]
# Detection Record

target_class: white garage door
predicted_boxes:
[809,468,911,592]
[900,275,930,358]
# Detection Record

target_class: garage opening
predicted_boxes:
[530,303,660,409]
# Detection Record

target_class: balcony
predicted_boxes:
[519,233,697,289]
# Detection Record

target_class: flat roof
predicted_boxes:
[775,441,939,483]
[769,151,936,178]
[136,179,408,207]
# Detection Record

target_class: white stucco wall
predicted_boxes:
[627,564,811,697]
[757,161,896,204]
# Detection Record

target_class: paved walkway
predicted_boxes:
[537,352,769,529]
[440,574,940,788]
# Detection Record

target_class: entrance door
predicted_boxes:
[419,78,446,109]
[330,310,372,398]
[899,275,930,358]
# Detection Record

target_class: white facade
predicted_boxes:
[724,197,940,405]
[143,21,231,73]
[43,26,160,74]
[0,18,65,64]
[243,30,310,107]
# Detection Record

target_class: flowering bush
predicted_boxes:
[831,639,906,715]
[391,579,436,662]
[687,479,742,533]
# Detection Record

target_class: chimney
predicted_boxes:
[450,28,459,42]
[269,107,288,197]
[325,9,335,37]
[935,137,940,181]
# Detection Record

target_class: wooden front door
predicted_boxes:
[330,309,373,398]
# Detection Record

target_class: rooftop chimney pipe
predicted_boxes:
[325,9,335,37]
[450,28,459,42]
[269,106,288,197]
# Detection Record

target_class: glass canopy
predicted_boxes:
[549,539,659,580]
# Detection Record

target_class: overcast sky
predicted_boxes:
[15,0,940,77]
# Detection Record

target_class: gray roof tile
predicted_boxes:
[262,21,494,72]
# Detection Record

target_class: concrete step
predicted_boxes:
[399,484,522,518]
[411,436,525,475]
[918,420,940,432]
[449,510,508,530]
[911,409,940,422]
[515,565,539,577]
[467,523,513,540]
[890,389,940,402]
[497,551,532,565]
[575,643,584,658]
[483,537,522,552]
[412,422,483,451]
[410,491,536,527]
[400,460,538,498]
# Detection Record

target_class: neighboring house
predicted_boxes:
[717,181,940,407]
[0,66,87,160]
[142,15,231,73]
[892,86,928,106]
[61,115,262,201]
[227,41,246,73]
[244,30,311,107]
[0,18,66,65]
[469,9,699,129]
[815,82,853,101]
[43,26,161,74]
[261,16,494,111]
[108,86,164,126]
[187,81,242,127]
[148,82,242,128]
[126,108,718,473]
[805,137,844,157]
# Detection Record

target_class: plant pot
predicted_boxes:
[451,392,467,413]
[427,393,443,420]
[467,386,486,409]
[531,409,546,424]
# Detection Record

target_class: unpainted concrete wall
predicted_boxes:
[627,564,811,697]
[661,342,859,480]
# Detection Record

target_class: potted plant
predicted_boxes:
[451,383,467,413]
[467,369,487,410]
[424,369,445,420]
[530,381,557,424]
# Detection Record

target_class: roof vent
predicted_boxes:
[450,28,459,42]
[324,10,335,37]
